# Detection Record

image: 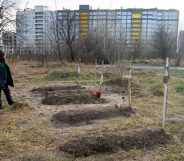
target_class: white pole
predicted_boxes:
[99,72,104,89]
[95,59,97,85]
[128,63,132,107]
[162,57,169,128]
[77,63,81,75]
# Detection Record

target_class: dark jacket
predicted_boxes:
[5,63,14,87]
[0,63,14,88]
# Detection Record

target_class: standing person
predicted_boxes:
[0,50,14,110]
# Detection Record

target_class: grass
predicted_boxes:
[46,70,99,82]
[1,61,184,160]
[150,82,164,96]
[175,83,184,95]
[171,69,184,79]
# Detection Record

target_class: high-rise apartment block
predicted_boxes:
[16,6,53,53]
[16,5,179,54]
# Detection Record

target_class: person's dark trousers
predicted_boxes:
[0,86,14,109]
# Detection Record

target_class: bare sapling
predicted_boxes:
[77,63,81,75]
[95,59,98,85]
[99,71,104,89]
[117,60,126,79]
[96,61,104,98]
[162,57,170,128]
[128,63,132,107]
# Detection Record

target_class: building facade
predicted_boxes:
[16,5,179,55]
[56,5,179,51]
[178,31,184,54]
[16,6,53,54]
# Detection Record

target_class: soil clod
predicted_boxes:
[42,93,107,105]
[31,85,85,96]
[59,128,170,157]
[51,106,135,127]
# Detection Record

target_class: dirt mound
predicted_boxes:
[31,85,85,96]
[59,128,170,157]
[42,93,107,105]
[51,106,135,127]
[32,85,107,105]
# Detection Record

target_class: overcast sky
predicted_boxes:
[16,0,184,29]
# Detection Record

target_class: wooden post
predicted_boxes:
[99,72,104,89]
[95,59,98,85]
[128,64,132,107]
[162,57,170,128]
[77,63,81,75]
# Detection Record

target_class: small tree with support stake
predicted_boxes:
[162,57,170,128]
[128,63,132,107]
[117,62,133,108]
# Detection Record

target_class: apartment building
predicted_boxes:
[16,5,179,54]
[16,6,53,54]
[178,31,184,54]
[56,5,179,50]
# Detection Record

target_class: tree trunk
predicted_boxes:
[56,41,63,62]
[68,44,75,62]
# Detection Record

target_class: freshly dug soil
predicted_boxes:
[59,128,170,157]
[51,106,135,127]
[31,85,85,96]
[42,93,107,105]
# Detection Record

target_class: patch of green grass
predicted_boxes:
[104,77,128,86]
[175,83,184,95]
[46,71,101,81]
[46,71,79,81]
[45,70,119,86]
[171,70,184,79]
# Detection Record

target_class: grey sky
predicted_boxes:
[16,0,184,29]
[16,0,184,10]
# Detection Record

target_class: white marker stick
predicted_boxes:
[162,57,169,128]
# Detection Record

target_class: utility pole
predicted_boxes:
[162,57,170,128]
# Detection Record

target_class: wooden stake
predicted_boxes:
[95,59,98,85]
[77,63,81,75]
[99,72,104,89]
[162,57,169,128]
[128,64,132,107]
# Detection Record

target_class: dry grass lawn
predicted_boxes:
[0,60,184,161]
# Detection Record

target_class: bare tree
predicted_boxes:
[129,41,142,60]
[0,0,15,33]
[153,26,177,61]
[46,11,63,62]
[58,10,77,62]
[75,30,128,64]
